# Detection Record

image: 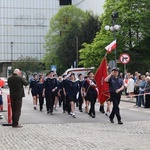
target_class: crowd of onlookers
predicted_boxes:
[121,71,150,108]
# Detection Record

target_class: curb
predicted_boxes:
[121,99,135,103]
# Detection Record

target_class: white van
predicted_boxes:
[63,67,94,77]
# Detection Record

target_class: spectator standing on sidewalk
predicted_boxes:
[134,75,141,107]
[0,88,3,110]
[104,67,124,125]
[144,77,150,108]
[0,87,3,119]
[126,74,135,99]
[136,75,146,108]
[8,69,28,128]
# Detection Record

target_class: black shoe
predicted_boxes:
[72,114,76,118]
[12,124,23,128]
[50,112,53,115]
[80,109,82,112]
[110,119,114,123]
[100,110,105,114]
[91,114,95,118]
[118,121,123,125]
[34,107,36,110]
[47,111,49,114]
[88,113,92,117]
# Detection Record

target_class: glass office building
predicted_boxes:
[0,0,59,76]
[0,0,104,76]
[0,0,60,62]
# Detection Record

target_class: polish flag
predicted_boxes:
[105,40,116,52]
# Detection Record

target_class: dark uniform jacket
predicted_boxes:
[108,76,123,93]
[8,73,28,99]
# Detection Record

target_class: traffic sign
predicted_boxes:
[108,60,116,68]
[51,65,57,72]
[119,53,130,64]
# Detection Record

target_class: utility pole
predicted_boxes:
[10,42,14,64]
[76,36,78,68]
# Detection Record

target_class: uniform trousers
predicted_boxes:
[39,94,44,110]
[61,95,66,112]
[86,94,97,116]
[66,95,71,114]
[78,94,83,111]
[109,92,121,121]
[45,93,55,113]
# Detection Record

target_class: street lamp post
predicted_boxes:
[76,36,78,68]
[105,12,120,67]
[10,42,14,64]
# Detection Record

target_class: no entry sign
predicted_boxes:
[119,53,130,64]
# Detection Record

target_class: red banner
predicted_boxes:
[95,57,110,105]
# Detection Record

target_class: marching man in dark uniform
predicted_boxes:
[104,67,124,124]
[42,71,58,115]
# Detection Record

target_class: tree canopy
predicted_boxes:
[12,56,44,77]
[43,5,101,74]
[79,0,150,73]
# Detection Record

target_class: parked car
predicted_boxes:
[0,77,8,88]
[62,67,95,78]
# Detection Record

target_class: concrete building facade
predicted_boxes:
[0,0,104,76]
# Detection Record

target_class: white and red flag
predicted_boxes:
[105,40,116,52]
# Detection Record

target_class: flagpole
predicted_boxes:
[104,52,109,57]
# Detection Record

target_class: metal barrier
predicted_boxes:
[2,95,12,126]
[7,95,12,124]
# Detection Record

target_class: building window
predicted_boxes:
[59,0,72,5]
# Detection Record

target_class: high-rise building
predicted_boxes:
[0,0,104,76]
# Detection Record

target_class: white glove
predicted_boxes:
[83,92,86,97]
[90,82,94,86]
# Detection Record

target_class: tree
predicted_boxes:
[79,0,150,73]
[44,5,101,75]
[12,56,44,78]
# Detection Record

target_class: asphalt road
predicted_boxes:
[1,87,150,125]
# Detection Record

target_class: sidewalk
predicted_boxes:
[0,121,150,150]
[121,95,136,103]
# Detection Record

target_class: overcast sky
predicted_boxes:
[72,0,105,16]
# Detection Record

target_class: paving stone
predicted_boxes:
[0,121,150,150]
